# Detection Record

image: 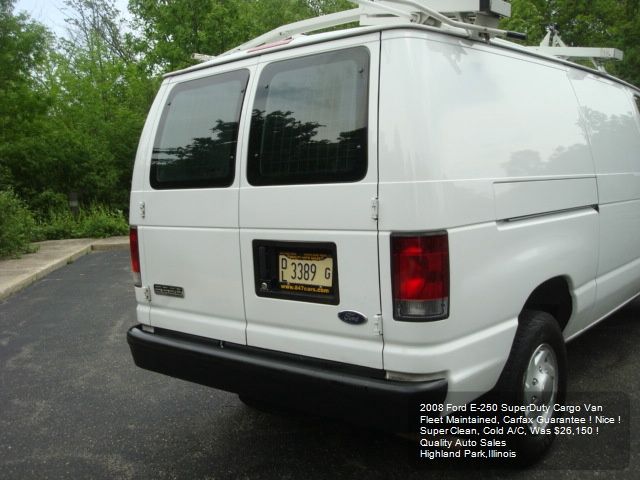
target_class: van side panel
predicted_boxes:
[378,34,595,230]
[380,211,599,401]
[568,73,640,332]
[378,31,599,399]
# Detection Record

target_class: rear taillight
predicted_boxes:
[391,233,449,321]
[129,227,142,287]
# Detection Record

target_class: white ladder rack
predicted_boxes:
[210,0,524,59]
[194,1,623,72]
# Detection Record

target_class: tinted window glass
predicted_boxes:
[248,47,369,186]
[151,70,249,189]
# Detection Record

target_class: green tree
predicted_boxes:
[45,0,156,208]
[1,0,152,213]
[128,0,353,71]
[0,0,55,205]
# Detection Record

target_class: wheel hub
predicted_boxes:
[523,343,558,429]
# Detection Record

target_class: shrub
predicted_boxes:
[32,209,77,241]
[29,190,69,219]
[77,205,129,238]
[34,204,128,240]
[0,189,37,258]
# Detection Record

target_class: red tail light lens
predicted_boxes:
[391,233,449,321]
[129,227,142,287]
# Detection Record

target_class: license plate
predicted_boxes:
[253,240,339,304]
[278,252,333,289]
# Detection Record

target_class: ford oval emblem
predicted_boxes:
[338,311,367,325]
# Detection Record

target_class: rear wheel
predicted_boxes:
[495,310,567,464]
[238,394,269,411]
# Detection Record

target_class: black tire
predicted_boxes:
[494,310,567,464]
[238,394,268,410]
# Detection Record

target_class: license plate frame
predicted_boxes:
[253,240,339,305]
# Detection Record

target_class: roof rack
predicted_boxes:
[203,0,525,60]
[524,25,623,72]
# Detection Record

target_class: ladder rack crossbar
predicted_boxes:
[221,8,369,57]
[526,46,624,61]
[523,27,623,72]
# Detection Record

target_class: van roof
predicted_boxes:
[164,22,639,94]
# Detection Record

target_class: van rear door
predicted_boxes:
[135,59,256,344]
[239,36,383,369]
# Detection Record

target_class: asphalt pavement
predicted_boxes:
[0,237,128,301]
[0,250,638,479]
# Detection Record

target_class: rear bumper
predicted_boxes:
[127,325,447,432]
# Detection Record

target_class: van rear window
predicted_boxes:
[247,47,369,186]
[151,70,249,189]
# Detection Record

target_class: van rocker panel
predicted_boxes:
[127,326,447,432]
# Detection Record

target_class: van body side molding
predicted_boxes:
[493,177,598,221]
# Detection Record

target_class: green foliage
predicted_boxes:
[129,0,353,71]
[1,0,153,212]
[0,0,56,205]
[0,189,36,258]
[33,209,77,241]
[500,0,546,43]
[28,190,69,219]
[44,0,156,209]
[76,205,129,238]
[34,204,129,240]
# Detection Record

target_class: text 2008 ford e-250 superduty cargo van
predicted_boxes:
[126,0,640,462]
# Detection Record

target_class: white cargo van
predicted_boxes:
[127,0,640,461]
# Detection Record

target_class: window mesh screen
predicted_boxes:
[248,48,369,186]
[151,70,249,189]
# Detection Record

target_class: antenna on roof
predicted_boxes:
[524,25,623,72]
[206,0,525,60]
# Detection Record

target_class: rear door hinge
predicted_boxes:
[373,314,383,335]
[371,197,379,220]
[139,201,146,219]
[143,286,152,303]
